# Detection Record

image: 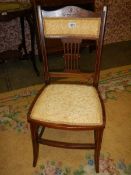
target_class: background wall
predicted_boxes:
[96,0,131,44]
[0,0,131,53]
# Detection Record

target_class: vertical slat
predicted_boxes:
[74,43,77,69]
[62,39,81,72]
[64,42,67,71]
[77,42,80,70]
[67,42,69,71]
[70,42,73,72]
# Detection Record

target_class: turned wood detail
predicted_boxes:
[61,38,82,72]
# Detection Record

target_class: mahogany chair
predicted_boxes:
[28,4,107,173]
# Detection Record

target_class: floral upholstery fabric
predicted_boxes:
[31,84,103,126]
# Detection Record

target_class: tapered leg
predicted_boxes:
[94,129,103,173]
[30,123,39,167]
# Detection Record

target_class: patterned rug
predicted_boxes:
[0,65,131,175]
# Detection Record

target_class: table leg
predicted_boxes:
[18,16,28,56]
[26,14,39,76]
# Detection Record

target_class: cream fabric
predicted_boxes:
[44,18,101,38]
[31,84,103,125]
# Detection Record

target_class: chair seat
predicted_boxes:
[31,84,103,126]
[0,2,31,13]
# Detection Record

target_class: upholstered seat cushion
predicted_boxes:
[31,84,103,126]
[0,2,31,13]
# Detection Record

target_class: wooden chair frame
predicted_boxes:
[28,4,107,173]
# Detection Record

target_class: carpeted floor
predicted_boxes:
[0,65,131,175]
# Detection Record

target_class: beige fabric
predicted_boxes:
[44,18,101,38]
[31,84,103,125]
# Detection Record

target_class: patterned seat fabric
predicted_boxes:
[31,84,103,126]
[0,2,31,13]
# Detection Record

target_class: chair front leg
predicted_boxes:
[30,122,39,167]
[94,129,103,173]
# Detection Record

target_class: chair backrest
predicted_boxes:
[35,5,107,87]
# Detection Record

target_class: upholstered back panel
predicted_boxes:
[43,17,101,38]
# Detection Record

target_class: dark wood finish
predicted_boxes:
[62,39,81,72]
[28,5,107,173]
